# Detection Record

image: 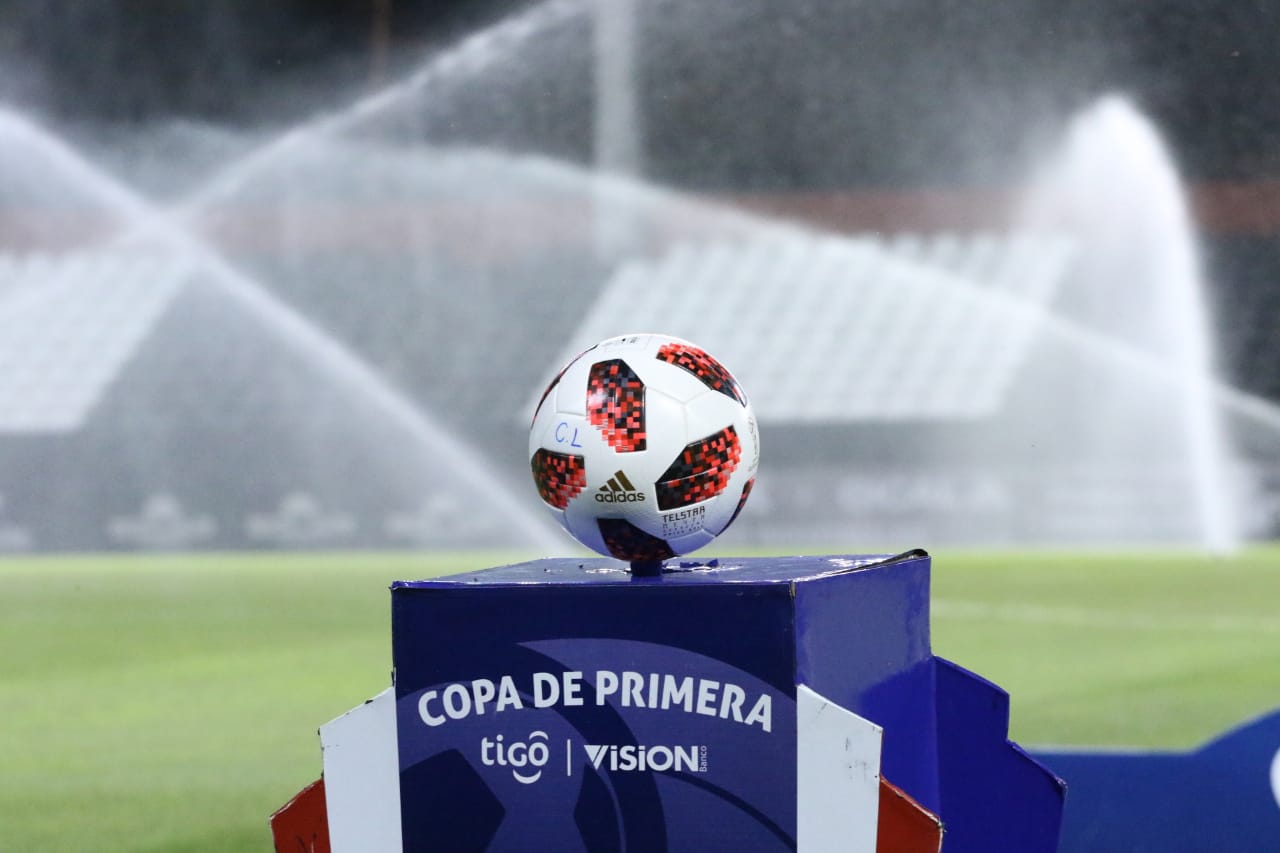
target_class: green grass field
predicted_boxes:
[1,546,1277,851]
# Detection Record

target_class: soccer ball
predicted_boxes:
[529,333,759,563]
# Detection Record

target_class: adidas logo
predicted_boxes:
[595,470,646,503]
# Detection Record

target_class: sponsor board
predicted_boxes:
[394,637,794,851]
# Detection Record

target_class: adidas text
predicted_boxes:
[596,471,645,502]
[596,491,645,503]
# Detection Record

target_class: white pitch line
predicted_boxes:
[932,599,1280,636]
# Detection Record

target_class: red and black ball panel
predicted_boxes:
[655,425,742,511]
[531,448,587,509]
[587,359,647,452]
[597,517,676,562]
[656,342,748,406]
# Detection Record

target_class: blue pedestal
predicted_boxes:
[389,551,1064,851]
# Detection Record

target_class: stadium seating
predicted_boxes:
[1,129,1278,551]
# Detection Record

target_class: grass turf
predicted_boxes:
[930,546,1280,749]
[0,546,1277,850]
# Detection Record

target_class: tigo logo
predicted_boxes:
[481,731,551,784]
[596,470,645,503]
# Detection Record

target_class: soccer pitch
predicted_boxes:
[1,547,1277,851]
